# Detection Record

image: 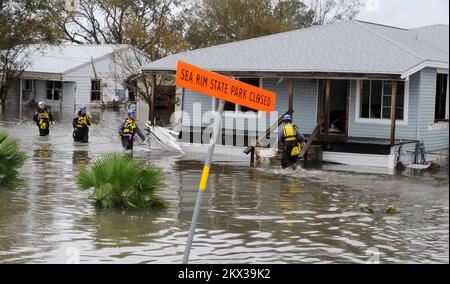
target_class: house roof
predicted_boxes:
[141,21,449,77]
[23,44,131,74]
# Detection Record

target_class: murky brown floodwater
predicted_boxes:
[0,106,448,264]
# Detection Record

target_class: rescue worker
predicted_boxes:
[33,102,55,136]
[278,114,305,170]
[118,109,145,151]
[73,105,92,143]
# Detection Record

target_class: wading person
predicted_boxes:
[33,102,55,136]
[118,109,145,151]
[278,114,305,170]
[73,105,92,143]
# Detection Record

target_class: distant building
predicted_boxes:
[5,44,148,109]
[141,21,449,170]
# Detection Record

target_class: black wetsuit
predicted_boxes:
[33,108,55,136]
[73,112,91,143]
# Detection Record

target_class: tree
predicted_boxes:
[183,0,288,49]
[56,0,187,119]
[56,0,187,61]
[273,0,315,30]
[182,0,361,49]
[306,0,361,25]
[0,0,61,109]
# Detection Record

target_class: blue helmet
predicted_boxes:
[80,105,87,113]
[127,109,136,117]
[283,114,292,122]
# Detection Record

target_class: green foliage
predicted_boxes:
[75,153,166,209]
[0,131,28,187]
[183,0,360,49]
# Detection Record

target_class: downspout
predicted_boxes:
[416,70,422,141]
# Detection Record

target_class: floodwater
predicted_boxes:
[0,106,448,264]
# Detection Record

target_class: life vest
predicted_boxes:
[122,118,137,136]
[38,112,50,130]
[75,114,90,128]
[283,123,297,142]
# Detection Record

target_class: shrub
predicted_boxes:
[75,153,166,209]
[0,131,27,187]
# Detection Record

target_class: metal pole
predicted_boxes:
[182,99,225,264]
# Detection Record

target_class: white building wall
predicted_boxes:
[64,48,140,107]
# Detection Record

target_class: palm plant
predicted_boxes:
[0,131,28,187]
[75,153,166,209]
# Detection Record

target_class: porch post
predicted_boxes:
[324,79,331,135]
[288,79,294,114]
[150,74,156,125]
[390,81,398,145]
[19,78,23,116]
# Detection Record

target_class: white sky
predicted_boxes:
[357,0,449,28]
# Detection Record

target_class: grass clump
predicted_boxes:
[0,131,27,187]
[75,153,166,209]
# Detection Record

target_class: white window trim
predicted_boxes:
[46,81,63,101]
[90,79,102,102]
[212,77,264,119]
[355,79,409,126]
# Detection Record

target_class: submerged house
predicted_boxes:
[5,44,148,109]
[141,21,449,169]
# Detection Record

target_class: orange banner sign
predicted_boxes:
[176,61,276,112]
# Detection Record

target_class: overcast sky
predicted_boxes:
[356,0,449,28]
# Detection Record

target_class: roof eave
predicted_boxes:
[141,67,404,80]
[401,60,449,79]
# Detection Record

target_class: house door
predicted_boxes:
[318,79,350,137]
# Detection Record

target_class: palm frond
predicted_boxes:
[0,131,28,187]
[74,153,166,209]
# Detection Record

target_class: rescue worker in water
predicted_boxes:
[278,114,305,170]
[118,109,145,151]
[73,105,92,143]
[33,102,55,136]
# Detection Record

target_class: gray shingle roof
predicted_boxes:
[142,21,449,75]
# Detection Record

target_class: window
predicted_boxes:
[46,81,62,101]
[238,78,259,112]
[360,80,405,120]
[24,79,33,91]
[223,101,236,111]
[435,74,449,121]
[91,80,102,102]
[128,81,137,102]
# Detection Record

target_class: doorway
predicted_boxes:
[318,79,349,136]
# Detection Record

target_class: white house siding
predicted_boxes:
[63,51,137,107]
[5,79,20,106]
[26,80,74,108]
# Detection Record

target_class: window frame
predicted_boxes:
[433,71,449,122]
[355,79,409,126]
[91,79,102,102]
[46,80,63,101]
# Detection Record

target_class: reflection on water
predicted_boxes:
[0,106,448,263]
